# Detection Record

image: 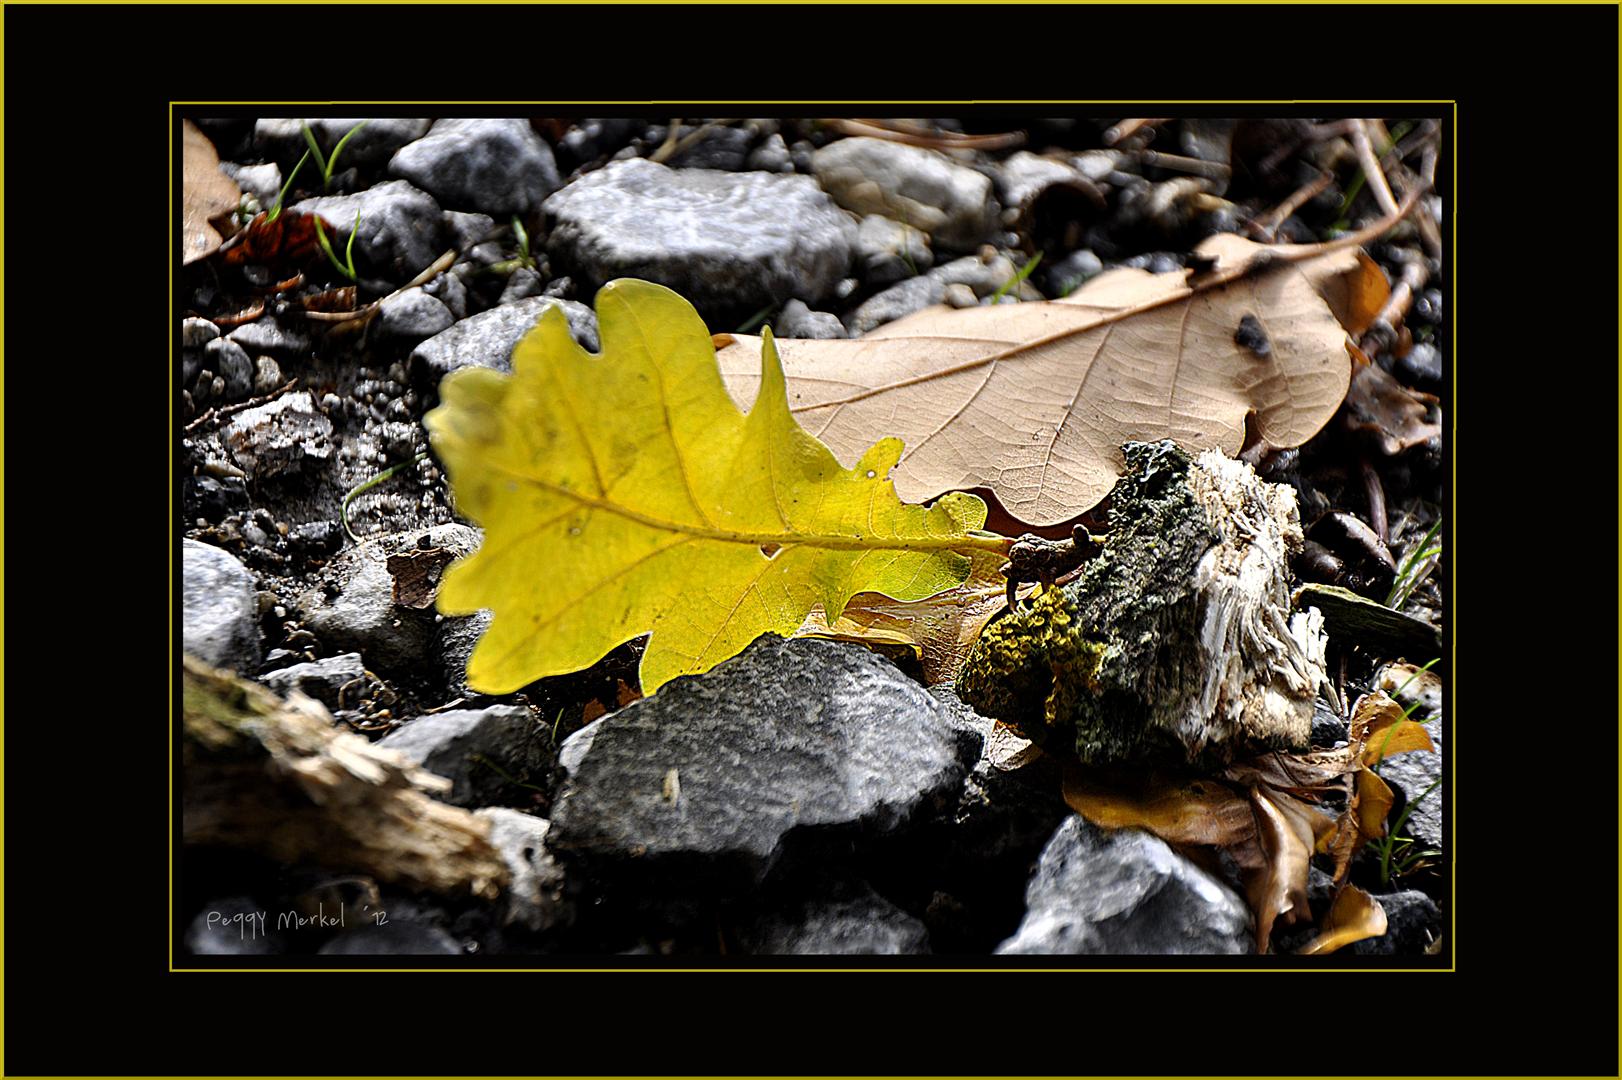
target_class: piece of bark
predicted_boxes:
[182,655,508,899]
[1292,583,1441,660]
[958,441,1327,766]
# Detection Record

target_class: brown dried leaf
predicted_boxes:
[1342,361,1442,455]
[221,210,331,270]
[717,232,1390,525]
[1234,784,1324,951]
[182,120,242,265]
[387,547,455,609]
[794,550,1027,684]
[1296,883,1388,955]
[1062,764,1256,847]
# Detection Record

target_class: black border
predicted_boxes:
[3,2,1616,1077]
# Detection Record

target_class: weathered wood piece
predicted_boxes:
[1292,583,1441,660]
[182,655,508,900]
[958,441,1328,766]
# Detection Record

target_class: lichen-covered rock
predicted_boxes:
[959,441,1326,766]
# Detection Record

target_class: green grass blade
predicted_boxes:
[300,121,330,184]
[326,120,369,182]
[990,252,1042,305]
[267,150,310,223]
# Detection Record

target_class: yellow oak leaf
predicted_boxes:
[425,279,1005,694]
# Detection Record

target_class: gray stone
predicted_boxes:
[1380,744,1442,851]
[296,524,481,674]
[996,816,1253,954]
[410,296,598,382]
[227,317,311,357]
[855,213,933,285]
[435,609,493,699]
[255,117,432,170]
[220,391,334,480]
[183,539,262,671]
[318,924,462,955]
[378,705,552,808]
[443,210,498,252]
[543,158,857,311]
[294,180,447,282]
[183,317,221,348]
[1047,248,1103,296]
[220,161,281,208]
[389,118,560,217]
[499,266,545,303]
[205,337,254,398]
[1350,889,1442,955]
[260,652,367,709]
[378,287,455,341]
[664,123,755,171]
[746,132,794,173]
[1395,341,1443,388]
[943,282,978,309]
[846,252,1020,335]
[184,898,283,956]
[252,355,284,395]
[996,150,1089,209]
[549,635,970,890]
[812,136,999,251]
[740,880,930,955]
[477,808,570,933]
[772,299,845,340]
[1310,698,1349,747]
[425,268,470,319]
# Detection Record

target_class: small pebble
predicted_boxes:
[252,356,283,395]
[321,393,342,413]
[1395,341,1443,387]
[183,318,221,348]
[944,283,979,309]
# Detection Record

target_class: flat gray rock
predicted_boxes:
[996,815,1252,955]
[183,539,261,671]
[409,295,598,382]
[390,118,561,216]
[259,652,367,709]
[549,635,968,890]
[739,880,930,955]
[812,137,999,252]
[294,180,447,283]
[220,391,333,481]
[543,158,856,311]
[379,704,553,808]
[377,287,455,341]
[227,318,312,357]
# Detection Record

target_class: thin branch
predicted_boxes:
[1351,119,1401,218]
[1248,169,1333,241]
[1103,118,1170,146]
[184,378,299,434]
[824,117,1026,151]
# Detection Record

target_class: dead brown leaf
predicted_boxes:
[1341,361,1442,455]
[1061,764,1256,847]
[1233,784,1324,951]
[182,120,242,265]
[1295,883,1388,955]
[718,225,1397,525]
[794,550,1029,684]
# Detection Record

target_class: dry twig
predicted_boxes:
[1103,118,1170,146]
[184,378,299,434]
[1248,169,1333,241]
[1351,119,1402,219]
[821,118,1025,151]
